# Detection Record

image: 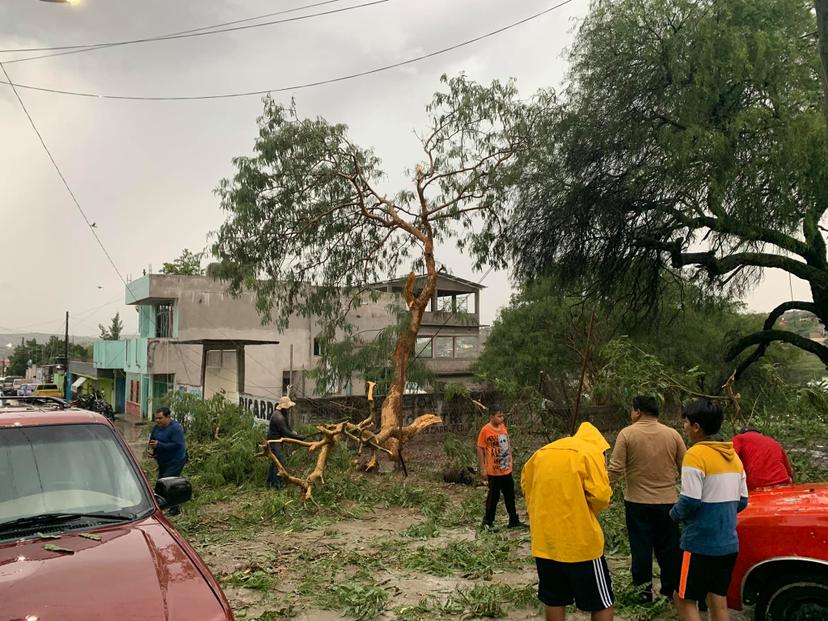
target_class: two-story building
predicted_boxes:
[93,272,486,420]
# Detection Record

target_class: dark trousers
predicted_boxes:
[483,473,519,526]
[157,459,185,479]
[266,444,286,489]
[624,501,682,599]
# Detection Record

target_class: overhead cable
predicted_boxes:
[0,0,387,57]
[0,0,577,102]
[0,60,133,292]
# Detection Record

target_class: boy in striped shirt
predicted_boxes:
[670,400,748,621]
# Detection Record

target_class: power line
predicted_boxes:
[0,0,387,57]
[0,0,578,102]
[0,60,133,294]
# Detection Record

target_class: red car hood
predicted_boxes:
[741,482,828,516]
[0,517,228,621]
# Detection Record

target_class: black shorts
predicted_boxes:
[678,551,738,601]
[535,556,614,612]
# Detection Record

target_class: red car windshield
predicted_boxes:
[0,424,153,528]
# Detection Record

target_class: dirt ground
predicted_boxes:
[139,430,751,620]
[167,472,752,621]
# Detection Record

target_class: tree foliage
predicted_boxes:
[98,312,123,341]
[6,337,90,376]
[512,0,828,374]
[477,276,794,404]
[213,74,530,470]
[161,249,205,276]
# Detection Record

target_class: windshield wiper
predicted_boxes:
[0,511,136,532]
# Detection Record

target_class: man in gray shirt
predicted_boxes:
[608,395,686,603]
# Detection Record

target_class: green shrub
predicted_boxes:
[164,392,267,486]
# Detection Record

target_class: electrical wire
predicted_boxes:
[0,60,132,292]
[0,0,387,56]
[0,0,578,101]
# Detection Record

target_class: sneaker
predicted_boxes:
[507,520,528,529]
[480,521,495,530]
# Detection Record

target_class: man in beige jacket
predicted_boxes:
[608,395,686,603]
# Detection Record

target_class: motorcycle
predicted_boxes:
[73,389,115,421]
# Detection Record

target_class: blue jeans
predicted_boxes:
[266,444,286,489]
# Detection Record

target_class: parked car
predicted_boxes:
[11,378,30,395]
[728,483,828,620]
[32,382,64,398]
[0,397,235,621]
[0,375,22,395]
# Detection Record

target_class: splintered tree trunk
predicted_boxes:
[375,270,438,460]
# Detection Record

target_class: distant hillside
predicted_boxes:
[0,333,98,347]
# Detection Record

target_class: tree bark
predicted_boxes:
[730,301,819,380]
[726,328,828,366]
[376,268,439,458]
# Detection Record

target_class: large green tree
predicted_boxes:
[512,0,828,376]
[213,75,527,472]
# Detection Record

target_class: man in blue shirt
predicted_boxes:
[149,406,187,479]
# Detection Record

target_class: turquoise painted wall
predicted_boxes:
[93,340,127,369]
[124,275,150,304]
[124,338,149,374]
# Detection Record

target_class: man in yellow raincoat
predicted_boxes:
[521,422,614,621]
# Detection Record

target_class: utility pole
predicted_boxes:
[64,311,69,399]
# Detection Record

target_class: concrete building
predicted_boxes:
[93,273,486,420]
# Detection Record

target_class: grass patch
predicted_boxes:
[402,519,440,539]
[400,532,516,579]
[325,583,389,620]
[393,584,539,620]
[612,568,675,621]
[222,569,275,591]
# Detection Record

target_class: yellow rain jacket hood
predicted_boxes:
[521,422,612,562]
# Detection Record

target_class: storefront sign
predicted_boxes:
[239,393,278,424]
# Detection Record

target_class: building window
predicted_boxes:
[454,335,478,359]
[282,371,292,395]
[206,350,222,369]
[313,337,324,357]
[415,337,433,358]
[434,336,454,358]
[155,303,173,338]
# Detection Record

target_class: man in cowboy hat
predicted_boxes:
[266,395,304,489]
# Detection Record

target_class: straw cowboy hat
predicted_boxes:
[277,395,296,410]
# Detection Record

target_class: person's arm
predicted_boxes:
[607,431,627,486]
[274,413,304,440]
[584,452,612,515]
[169,423,185,451]
[670,453,703,522]
[153,428,173,450]
[737,470,749,512]
[674,433,687,475]
[520,454,534,509]
[477,446,488,482]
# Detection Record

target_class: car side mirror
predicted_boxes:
[154,477,192,508]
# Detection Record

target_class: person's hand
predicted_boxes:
[150,440,158,448]
[480,472,488,484]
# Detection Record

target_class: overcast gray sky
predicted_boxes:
[0,0,808,339]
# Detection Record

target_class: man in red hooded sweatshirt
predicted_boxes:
[731,427,793,491]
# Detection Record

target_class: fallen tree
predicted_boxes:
[214,75,529,496]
